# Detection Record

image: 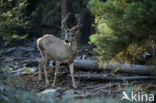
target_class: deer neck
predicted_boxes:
[70,38,77,53]
[67,38,77,63]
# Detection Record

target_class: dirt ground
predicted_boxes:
[18,69,156,101]
[1,46,156,102]
[21,70,121,99]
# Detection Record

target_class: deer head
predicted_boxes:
[62,13,81,43]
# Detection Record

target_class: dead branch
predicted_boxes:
[74,74,156,81]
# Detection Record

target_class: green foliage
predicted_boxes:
[88,0,156,64]
[0,65,13,73]
[123,0,156,40]
[88,0,129,61]
[111,39,156,64]
[0,85,43,103]
[4,57,14,62]
[0,0,30,46]
[0,0,90,46]
[21,67,35,74]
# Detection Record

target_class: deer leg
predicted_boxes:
[52,61,60,87]
[49,60,54,70]
[38,58,43,81]
[69,63,77,88]
[43,54,49,85]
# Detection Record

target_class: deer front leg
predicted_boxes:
[49,60,54,70]
[43,54,49,85]
[69,63,77,88]
[52,61,60,87]
[38,58,43,81]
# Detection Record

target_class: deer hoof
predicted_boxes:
[46,80,49,84]
[45,82,49,87]
[73,85,77,89]
[44,84,49,88]
[52,83,56,88]
[52,85,56,88]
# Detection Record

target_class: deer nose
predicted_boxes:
[65,40,69,43]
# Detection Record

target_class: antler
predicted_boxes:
[71,14,81,33]
[75,14,81,28]
[61,13,70,30]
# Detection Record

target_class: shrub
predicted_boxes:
[0,0,30,46]
[88,0,156,64]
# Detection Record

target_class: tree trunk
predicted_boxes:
[0,0,3,6]
[80,11,91,44]
[61,0,68,39]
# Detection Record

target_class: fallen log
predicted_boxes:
[74,74,156,81]
[20,57,40,67]
[0,47,35,56]
[0,47,16,55]
[2,58,156,75]
[74,60,156,75]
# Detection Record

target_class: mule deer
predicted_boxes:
[37,14,80,88]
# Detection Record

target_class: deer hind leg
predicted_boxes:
[38,58,43,81]
[69,63,77,88]
[52,61,60,87]
[43,53,49,85]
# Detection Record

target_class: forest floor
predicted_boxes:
[0,44,156,102]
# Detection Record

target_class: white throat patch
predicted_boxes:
[64,41,71,46]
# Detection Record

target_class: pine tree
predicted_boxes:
[0,0,30,46]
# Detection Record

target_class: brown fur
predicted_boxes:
[37,34,78,88]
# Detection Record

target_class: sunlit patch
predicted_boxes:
[39,89,56,95]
